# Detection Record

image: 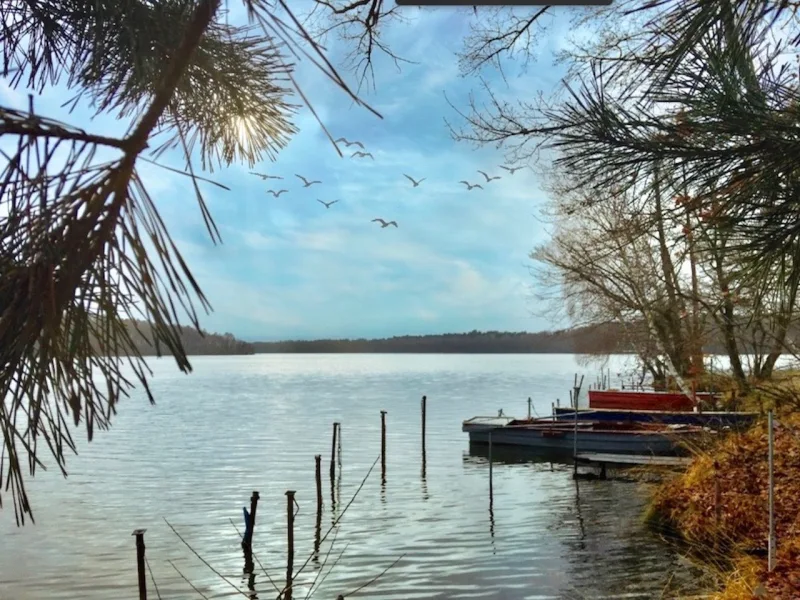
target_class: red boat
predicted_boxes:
[587,389,717,412]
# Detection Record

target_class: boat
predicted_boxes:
[587,389,718,412]
[462,417,706,456]
[552,406,757,429]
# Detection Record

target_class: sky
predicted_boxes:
[1,5,581,342]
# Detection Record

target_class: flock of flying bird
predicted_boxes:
[249,137,526,229]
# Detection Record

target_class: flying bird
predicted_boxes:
[250,171,283,180]
[404,174,425,187]
[295,174,322,187]
[477,170,501,183]
[372,218,398,228]
[499,165,524,175]
[267,189,288,197]
[351,151,374,159]
[459,180,483,191]
[317,199,340,209]
[334,137,365,150]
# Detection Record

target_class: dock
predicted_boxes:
[574,452,692,479]
[576,453,692,467]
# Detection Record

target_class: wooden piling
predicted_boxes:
[488,431,493,499]
[528,397,532,420]
[285,490,296,600]
[381,410,387,480]
[330,422,339,481]
[132,529,147,600]
[314,457,322,561]
[314,455,322,513]
[421,395,427,453]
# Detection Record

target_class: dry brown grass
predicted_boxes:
[649,409,800,598]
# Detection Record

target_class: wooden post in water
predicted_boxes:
[285,490,296,600]
[381,410,387,481]
[528,397,532,420]
[421,396,427,484]
[488,430,493,499]
[314,455,323,562]
[421,396,427,452]
[315,455,323,513]
[330,422,339,481]
[768,411,776,572]
[132,528,147,600]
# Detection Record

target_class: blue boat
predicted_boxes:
[552,407,757,429]
[462,417,704,456]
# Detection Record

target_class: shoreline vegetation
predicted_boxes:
[645,376,800,598]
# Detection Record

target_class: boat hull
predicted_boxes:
[588,390,716,411]
[552,407,756,429]
[462,422,695,456]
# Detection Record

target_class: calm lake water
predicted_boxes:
[0,354,708,599]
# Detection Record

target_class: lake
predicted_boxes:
[0,354,708,599]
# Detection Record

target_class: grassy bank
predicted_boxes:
[647,381,800,598]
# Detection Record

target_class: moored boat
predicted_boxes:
[462,417,705,456]
[588,389,717,411]
[552,406,757,429]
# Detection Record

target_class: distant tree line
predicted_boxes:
[103,321,255,356]
[251,322,799,355]
[252,324,632,354]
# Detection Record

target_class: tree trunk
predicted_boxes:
[652,162,690,376]
[713,246,747,382]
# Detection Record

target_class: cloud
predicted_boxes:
[0,7,572,340]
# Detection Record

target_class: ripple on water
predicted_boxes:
[0,354,708,599]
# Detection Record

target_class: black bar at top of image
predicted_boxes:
[395,1,612,5]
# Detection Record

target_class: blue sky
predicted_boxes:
[1,6,579,341]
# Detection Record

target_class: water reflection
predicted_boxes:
[244,571,257,599]
[465,441,707,598]
[313,508,322,566]
[0,354,708,600]
[488,491,496,548]
[572,479,587,551]
[465,441,574,469]
[420,449,429,502]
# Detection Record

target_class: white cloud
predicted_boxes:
[0,6,569,339]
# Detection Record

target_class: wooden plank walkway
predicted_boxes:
[575,452,692,467]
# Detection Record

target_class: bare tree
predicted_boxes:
[531,170,700,389]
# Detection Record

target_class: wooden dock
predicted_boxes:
[576,452,692,467]
[574,452,692,479]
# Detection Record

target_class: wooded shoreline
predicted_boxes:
[125,320,786,356]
